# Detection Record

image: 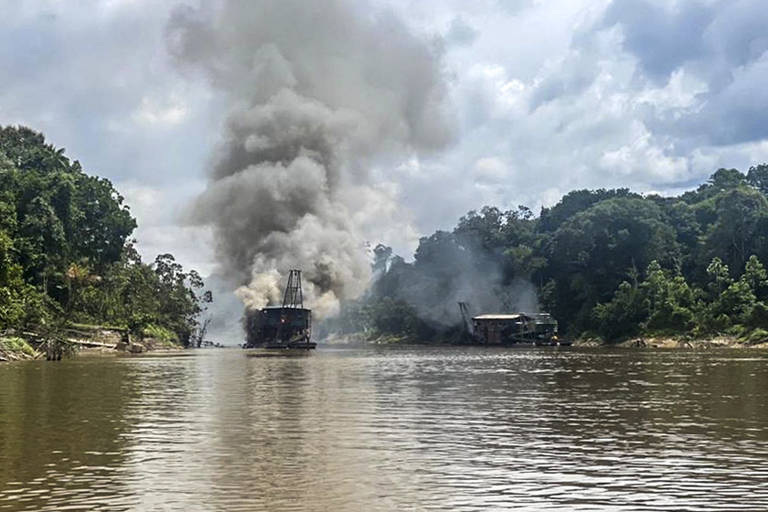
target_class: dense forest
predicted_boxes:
[0,126,210,349]
[335,165,768,344]
[6,126,768,348]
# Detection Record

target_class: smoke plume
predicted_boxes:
[167,1,454,317]
[372,237,541,329]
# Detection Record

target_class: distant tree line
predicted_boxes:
[0,126,211,346]
[336,165,768,343]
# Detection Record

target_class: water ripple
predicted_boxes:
[2,347,768,510]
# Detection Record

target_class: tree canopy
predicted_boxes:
[338,164,768,344]
[0,126,210,346]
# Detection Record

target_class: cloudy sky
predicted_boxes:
[3,0,768,276]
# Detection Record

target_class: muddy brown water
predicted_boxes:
[1,347,768,511]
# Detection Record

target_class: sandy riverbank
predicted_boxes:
[575,336,768,349]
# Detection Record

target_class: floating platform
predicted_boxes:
[465,311,561,346]
[243,270,316,352]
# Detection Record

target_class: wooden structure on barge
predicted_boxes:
[244,270,316,350]
[472,313,561,345]
[459,303,565,346]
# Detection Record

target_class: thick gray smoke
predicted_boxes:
[166,1,453,317]
[373,238,541,329]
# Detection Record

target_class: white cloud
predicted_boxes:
[472,157,508,184]
[132,95,188,126]
[599,122,690,183]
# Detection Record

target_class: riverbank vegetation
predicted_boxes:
[0,126,211,355]
[337,165,768,345]
[0,336,38,361]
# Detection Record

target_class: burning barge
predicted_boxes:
[244,270,316,350]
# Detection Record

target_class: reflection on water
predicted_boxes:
[2,347,768,511]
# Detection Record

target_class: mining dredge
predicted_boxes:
[458,302,567,346]
[244,270,316,350]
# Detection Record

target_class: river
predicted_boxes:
[1,347,768,511]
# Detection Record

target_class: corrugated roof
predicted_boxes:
[473,314,526,320]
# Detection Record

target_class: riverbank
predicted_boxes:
[322,330,768,349]
[575,335,768,349]
[0,337,40,362]
[0,325,184,362]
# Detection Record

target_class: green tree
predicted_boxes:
[701,188,768,274]
[641,261,697,332]
[0,126,208,346]
[697,257,755,333]
[544,197,679,331]
[747,164,768,195]
[592,280,647,340]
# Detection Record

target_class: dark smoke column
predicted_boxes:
[167,0,454,318]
